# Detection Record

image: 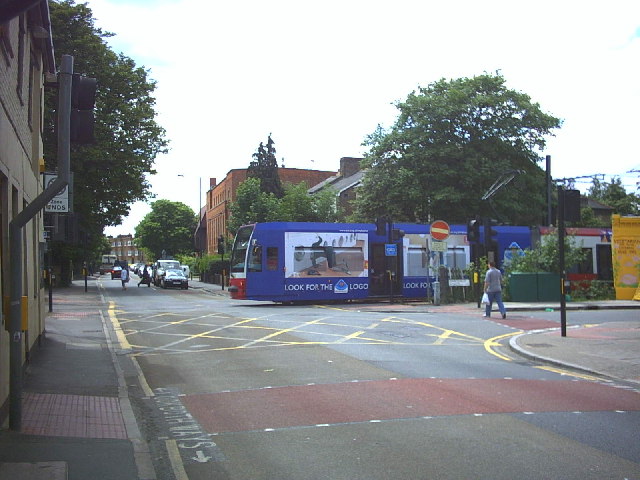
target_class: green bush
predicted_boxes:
[570,280,615,300]
[188,254,230,283]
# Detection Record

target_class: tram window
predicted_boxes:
[248,246,262,272]
[407,247,430,276]
[579,247,593,274]
[445,248,467,270]
[231,226,254,273]
[292,246,364,277]
[267,247,278,271]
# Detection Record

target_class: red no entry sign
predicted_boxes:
[430,220,450,241]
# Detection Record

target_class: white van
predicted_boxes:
[181,265,190,278]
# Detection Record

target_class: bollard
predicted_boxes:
[433,281,440,306]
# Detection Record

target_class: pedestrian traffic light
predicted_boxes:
[483,217,498,250]
[467,217,480,243]
[70,74,97,144]
[217,235,225,255]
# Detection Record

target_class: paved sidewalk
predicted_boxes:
[510,320,640,385]
[0,279,153,480]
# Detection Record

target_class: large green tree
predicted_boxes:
[227,178,280,234]
[44,0,168,233]
[134,200,197,259]
[588,176,639,217]
[227,179,341,234]
[353,73,561,225]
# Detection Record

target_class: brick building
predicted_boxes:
[0,1,56,425]
[107,234,144,264]
[205,168,335,255]
[308,157,364,217]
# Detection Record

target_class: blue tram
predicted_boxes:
[227,222,532,302]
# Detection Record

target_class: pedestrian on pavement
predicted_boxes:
[121,265,129,290]
[484,261,506,318]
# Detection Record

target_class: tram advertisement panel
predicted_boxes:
[284,231,368,297]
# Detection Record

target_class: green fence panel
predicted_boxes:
[537,272,562,301]
[508,273,539,302]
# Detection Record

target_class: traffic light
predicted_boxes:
[466,217,480,243]
[217,235,225,255]
[70,74,97,144]
[375,217,387,236]
[563,189,581,222]
[483,217,498,250]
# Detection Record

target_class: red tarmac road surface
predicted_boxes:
[491,316,559,331]
[182,378,640,434]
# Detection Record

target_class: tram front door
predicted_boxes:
[370,243,402,297]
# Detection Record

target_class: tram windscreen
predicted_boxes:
[230,225,254,274]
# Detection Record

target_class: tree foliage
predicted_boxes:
[45,0,168,234]
[506,232,588,274]
[134,200,197,259]
[227,178,281,234]
[588,176,639,217]
[353,73,562,225]
[227,179,340,235]
[247,135,284,198]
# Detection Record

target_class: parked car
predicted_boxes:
[111,265,122,279]
[153,259,181,286]
[161,268,189,289]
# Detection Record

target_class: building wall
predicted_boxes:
[205,168,336,255]
[0,5,53,426]
[338,186,358,217]
[107,234,144,264]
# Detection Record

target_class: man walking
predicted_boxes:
[484,261,506,318]
[121,265,129,290]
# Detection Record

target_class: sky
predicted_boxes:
[95,0,640,236]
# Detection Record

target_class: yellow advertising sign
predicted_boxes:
[611,214,640,300]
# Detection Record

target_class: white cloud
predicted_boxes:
[92,0,640,236]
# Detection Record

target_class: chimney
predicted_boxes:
[339,157,362,178]
[209,177,217,188]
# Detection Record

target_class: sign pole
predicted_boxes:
[430,221,450,306]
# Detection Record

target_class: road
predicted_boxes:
[98,276,640,480]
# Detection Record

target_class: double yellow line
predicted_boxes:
[484,331,520,362]
[107,301,153,397]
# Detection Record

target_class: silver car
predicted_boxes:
[161,268,189,289]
